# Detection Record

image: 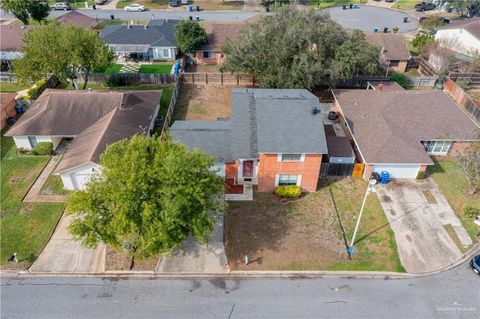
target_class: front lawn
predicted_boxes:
[139,64,173,74]
[225,178,403,272]
[1,133,65,269]
[94,64,122,74]
[428,160,480,241]
[308,0,367,8]
[392,0,420,9]
[116,0,169,9]
[0,82,28,93]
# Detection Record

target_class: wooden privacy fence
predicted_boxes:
[80,72,175,85]
[449,72,480,87]
[181,72,256,86]
[444,79,480,122]
[417,57,438,76]
[161,78,181,133]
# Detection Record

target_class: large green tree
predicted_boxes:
[66,135,223,267]
[220,7,380,89]
[0,0,49,25]
[174,20,207,56]
[13,23,114,89]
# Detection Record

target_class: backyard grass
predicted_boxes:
[139,64,173,74]
[94,64,122,74]
[1,133,65,269]
[225,178,404,272]
[0,82,28,93]
[95,19,126,30]
[428,160,480,242]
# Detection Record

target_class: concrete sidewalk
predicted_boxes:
[30,215,105,273]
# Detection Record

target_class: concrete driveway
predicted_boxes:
[376,179,472,274]
[30,215,105,273]
[156,215,228,273]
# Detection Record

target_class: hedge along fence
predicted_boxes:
[77,72,175,85]
[22,76,59,100]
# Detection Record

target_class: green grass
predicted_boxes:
[443,224,468,253]
[308,0,367,8]
[47,0,94,9]
[94,64,123,74]
[324,178,405,272]
[1,133,65,268]
[392,0,420,10]
[0,82,28,93]
[428,160,480,241]
[40,174,68,196]
[407,40,419,56]
[116,0,169,9]
[139,64,173,74]
[95,19,126,30]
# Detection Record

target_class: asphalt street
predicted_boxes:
[0,8,260,22]
[2,259,480,319]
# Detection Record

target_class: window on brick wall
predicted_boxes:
[281,153,302,162]
[425,141,451,155]
[278,174,298,186]
[389,60,400,67]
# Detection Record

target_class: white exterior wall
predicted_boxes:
[58,163,101,190]
[435,28,480,56]
[213,163,225,177]
[372,164,420,179]
[13,135,62,150]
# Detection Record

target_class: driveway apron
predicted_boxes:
[376,179,472,274]
[30,214,105,273]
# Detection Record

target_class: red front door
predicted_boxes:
[243,160,254,177]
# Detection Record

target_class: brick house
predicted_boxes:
[332,87,479,179]
[365,33,410,73]
[194,23,242,65]
[0,93,17,129]
[170,89,328,194]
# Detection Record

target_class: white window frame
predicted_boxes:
[426,141,452,155]
[277,153,305,162]
[276,174,302,186]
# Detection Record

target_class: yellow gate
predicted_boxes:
[352,163,364,178]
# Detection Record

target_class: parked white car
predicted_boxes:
[124,4,145,12]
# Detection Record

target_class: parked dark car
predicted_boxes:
[415,2,436,11]
[95,0,107,4]
[169,0,180,7]
[51,2,71,10]
[470,255,480,275]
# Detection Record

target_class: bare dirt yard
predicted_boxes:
[225,178,404,272]
[105,246,159,271]
[173,84,232,121]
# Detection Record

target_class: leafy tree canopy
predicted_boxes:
[66,135,224,262]
[0,0,49,25]
[412,33,435,57]
[220,7,380,89]
[174,20,207,55]
[13,23,114,89]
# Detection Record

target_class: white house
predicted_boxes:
[435,18,480,56]
[5,89,161,190]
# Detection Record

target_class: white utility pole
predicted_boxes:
[349,179,376,250]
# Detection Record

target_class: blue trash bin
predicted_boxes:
[380,171,390,184]
[373,27,379,33]
[15,105,23,114]
[188,5,193,11]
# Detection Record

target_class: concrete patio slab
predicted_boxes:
[30,215,105,273]
[376,179,472,274]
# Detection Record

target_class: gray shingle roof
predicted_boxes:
[333,89,480,164]
[170,120,232,162]
[231,89,328,158]
[100,19,178,48]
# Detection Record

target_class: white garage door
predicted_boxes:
[372,164,420,179]
[72,173,93,190]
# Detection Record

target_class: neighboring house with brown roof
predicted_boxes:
[435,17,480,56]
[332,89,479,179]
[0,93,17,129]
[194,23,242,64]
[365,33,410,73]
[56,10,99,29]
[5,89,161,190]
[0,25,36,69]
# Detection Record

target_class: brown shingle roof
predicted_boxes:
[0,25,36,52]
[365,33,410,61]
[56,10,99,29]
[333,89,479,164]
[440,17,480,40]
[198,23,242,52]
